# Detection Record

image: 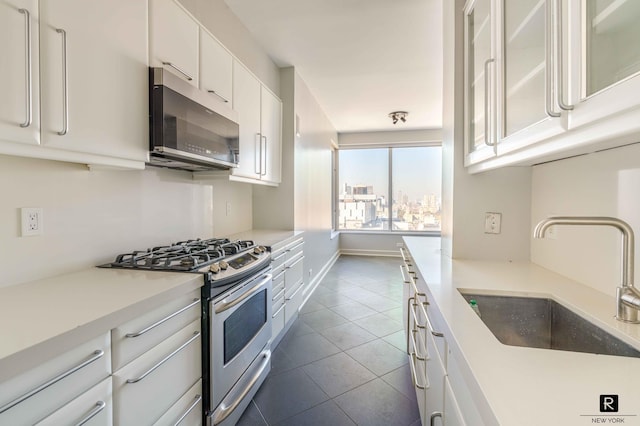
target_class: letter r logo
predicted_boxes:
[600,395,618,412]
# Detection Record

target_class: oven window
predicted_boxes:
[223,288,267,364]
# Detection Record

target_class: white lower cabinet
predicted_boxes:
[270,236,304,345]
[0,332,111,425]
[402,246,482,426]
[112,320,201,426]
[35,377,113,426]
[153,379,203,426]
[443,378,466,426]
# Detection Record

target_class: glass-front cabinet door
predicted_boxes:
[497,0,566,155]
[464,0,496,165]
[568,0,640,128]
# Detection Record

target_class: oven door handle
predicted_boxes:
[214,273,272,314]
[211,349,271,425]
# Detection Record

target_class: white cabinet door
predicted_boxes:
[497,0,567,155]
[111,290,201,371]
[260,86,282,184]
[200,30,233,107]
[0,333,111,425]
[443,377,466,426]
[567,0,640,129]
[153,379,202,426]
[113,321,201,426]
[39,0,148,162]
[232,62,262,180]
[463,0,497,165]
[149,0,199,86]
[0,0,39,146]
[35,377,112,426]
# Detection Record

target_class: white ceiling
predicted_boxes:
[225,0,443,133]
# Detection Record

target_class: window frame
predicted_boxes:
[335,143,441,235]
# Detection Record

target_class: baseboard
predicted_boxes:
[301,250,340,306]
[339,248,401,257]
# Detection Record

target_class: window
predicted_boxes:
[337,146,441,232]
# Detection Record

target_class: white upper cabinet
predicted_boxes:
[39,0,148,163]
[260,86,282,184]
[232,62,262,181]
[567,0,640,128]
[498,0,567,152]
[0,0,40,146]
[465,0,640,173]
[200,29,233,107]
[149,0,199,87]
[231,61,282,186]
[464,0,497,165]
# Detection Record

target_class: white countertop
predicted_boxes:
[226,229,304,249]
[0,268,202,381]
[403,237,640,426]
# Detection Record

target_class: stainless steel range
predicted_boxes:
[101,238,272,426]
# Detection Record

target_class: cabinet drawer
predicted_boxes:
[272,301,286,344]
[284,281,304,325]
[112,289,201,371]
[35,377,112,426]
[0,332,111,425]
[285,239,304,262]
[271,248,287,272]
[153,379,202,426]
[272,269,286,296]
[113,320,201,426]
[285,254,304,287]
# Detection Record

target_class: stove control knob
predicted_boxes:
[219,260,229,270]
[210,263,221,273]
[253,247,262,255]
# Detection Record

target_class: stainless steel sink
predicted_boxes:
[459,292,640,358]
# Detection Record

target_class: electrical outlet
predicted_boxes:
[308,268,313,278]
[21,207,43,236]
[226,202,231,216]
[484,212,501,234]
[396,242,404,248]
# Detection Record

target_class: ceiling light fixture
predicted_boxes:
[388,111,408,125]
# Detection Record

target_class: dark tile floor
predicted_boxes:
[237,255,420,426]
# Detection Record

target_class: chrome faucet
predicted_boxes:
[534,216,640,323]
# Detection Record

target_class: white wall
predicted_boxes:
[177,0,280,95]
[441,0,532,261]
[531,143,640,296]
[0,155,249,287]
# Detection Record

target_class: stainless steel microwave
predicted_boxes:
[147,67,239,171]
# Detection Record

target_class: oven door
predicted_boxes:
[210,269,272,410]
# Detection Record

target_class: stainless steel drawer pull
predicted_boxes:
[207,90,229,103]
[0,349,104,414]
[286,255,304,269]
[75,401,106,426]
[212,350,271,425]
[272,287,285,302]
[408,351,429,390]
[286,241,304,252]
[430,411,443,426]
[271,251,287,262]
[125,298,200,338]
[162,62,193,81]
[285,282,304,301]
[272,303,285,318]
[56,28,69,136]
[126,331,200,384]
[18,8,32,128]
[174,394,202,426]
[273,269,286,281]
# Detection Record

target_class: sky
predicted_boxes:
[339,147,442,201]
